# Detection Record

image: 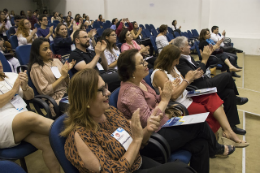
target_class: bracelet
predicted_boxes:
[183,79,190,85]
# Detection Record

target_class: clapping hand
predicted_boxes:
[146,107,163,132]
[95,40,107,55]
[130,108,144,142]
[68,59,76,70]
[73,22,81,31]
[172,77,181,90]
[193,68,204,80]
[49,26,54,34]
[159,80,173,103]
[19,70,29,90]
[88,29,97,38]
[222,30,226,36]
[200,45,212,61]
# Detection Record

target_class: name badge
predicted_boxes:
[49,36,54,42]
[111,127,132,151]
[51,66,62,78]
[10,94,27,111]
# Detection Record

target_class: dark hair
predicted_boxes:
[28,38,50,72]
[154,44,181,72]
[20,10,25,16]
[73,29,86,43]
[118,28,129,43]
[199,28,209,41]
[68,11,71,14]
[55,23,67,37]
[3,9,8,13]
[98,14,102,20]
[116,19,122,29]
[0,11,7,23]
[43,10,48,14]
[117,49,139,81]
[14,15,22,20]
[172,20,176,26]
[101,29,119,55]
[159,24,168,33]
[75,14,80,23]
[38,14,47,24]
[211,26,218,32]
[112,18,117,25]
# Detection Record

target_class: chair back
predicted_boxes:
[27,71,40,95]
[143,29,151,37]
[0,160,26,173]
[149,36,158,54]
[144,69,155,89]
[10,17,15,26]
[168,27,174,34]
[166,33,174,42]
[9,35,18,49]
[93,22,100,29]
[53,20,60,25]
[150,24,156,30]
[191,29,199,37]
[6,30,10,40]
[0,53,12,72]
[49,114,79,173]
[141,30,148,39]
[151,28,158,37]
[139,24,145,30]
[109,87,120,108]
[145,24,152,32]
[97,28,104,37]
[174,31,181,37]
[194,41,202,59]
[16,45,32,65]
[187,30,194,38]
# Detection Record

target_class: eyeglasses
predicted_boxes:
[97,83,108,96]
[24,22,30,25]
[110,34,117,37]
[138,60,148,67]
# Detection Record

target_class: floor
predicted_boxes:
[15,53,260,173]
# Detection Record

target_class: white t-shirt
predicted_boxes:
[0,21,12,36]
[104,48,120,69]
[156,35,169,53]
[17,30,38,46]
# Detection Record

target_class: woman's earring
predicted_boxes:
[87,105,90,108]
[133,76,135,79]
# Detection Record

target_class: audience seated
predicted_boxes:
[117,49,235,173]
[119,28,155,68]
[3,8,10,20]
[10,10,15,18]
[74,14,80,25]
[68,29,120,92]
[0,60,60,172]
[171,20,181,33]
[84,15,94,28]
[53,22,80,57]
[51,12,61,23]
[0,11,12,41]
[67,11,73,19]
[156,24,174,53]
[87,29,97,50]
[152,44,249,143]
[101,28,120,69]
[110,18,118,30]
[199,29,241,73]
[210,26,242,77]
[9,15,22,36]
[64,16,73,31]
[27,10,37,29]
[61,68,197,173]
[42,10,48,16]
[97,14,105,22]
[116,18,133,36]
[17,19,38,46]
[28,38,75,117]
[174,37,248,134]
[37,15,54,42]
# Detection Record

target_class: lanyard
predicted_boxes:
[0,79,13,94]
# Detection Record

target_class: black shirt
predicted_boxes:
[9,26,17,36]
[53,36,73,56]
[68,48,101,74]
[199,40,209,51]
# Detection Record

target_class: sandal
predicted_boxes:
[215,144,235,158]
[222,132,249,148]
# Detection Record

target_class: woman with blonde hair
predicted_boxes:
[61,68,197,173]
[16,18,38,46]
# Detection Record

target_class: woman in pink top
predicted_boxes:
[116,49,235,173]
[119,28,156,68]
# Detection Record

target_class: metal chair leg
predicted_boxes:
[20,158,28,173]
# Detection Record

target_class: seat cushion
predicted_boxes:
[169,150,192,164]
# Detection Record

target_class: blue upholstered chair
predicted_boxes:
[9,35,18,49]
[0,160,27,173]
[15,45,32,65]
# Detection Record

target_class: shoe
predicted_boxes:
[232,126,246,135]
[221,132,249,148]
[232,72,241,78]
[236,49,243,53]
[235,65,243,69]
[236,97,248,105]
[215,144,235,158]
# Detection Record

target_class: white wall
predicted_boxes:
[1,0,37,14]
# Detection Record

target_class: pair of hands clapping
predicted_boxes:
[13,70,29,93]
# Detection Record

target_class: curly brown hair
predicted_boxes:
[16,19,30,37]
